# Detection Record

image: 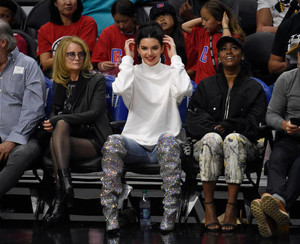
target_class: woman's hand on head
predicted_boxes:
[163,35,177,59]
[125,38,135,59]
[43,119,53,133]
[222,11,229,29]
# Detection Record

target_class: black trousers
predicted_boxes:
[0,139,41,198]
[266,133,300,211]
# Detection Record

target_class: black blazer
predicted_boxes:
[186,72,267,142]
[50,72,112,148]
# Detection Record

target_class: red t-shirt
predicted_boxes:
[189,26,222,84]
[91,24,139,65]
[14,33,27,55]
[37,15,97,58]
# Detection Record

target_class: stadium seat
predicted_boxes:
[13,29,37,58]
[23,0,51,40]
[238,0,257,36]
[11,0,26,30]
[244,32,276,86]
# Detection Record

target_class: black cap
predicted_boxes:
[217,36,242,51]
[149,2,176,21]
[0,0,18,15]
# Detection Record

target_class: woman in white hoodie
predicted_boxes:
[100,22,193,233]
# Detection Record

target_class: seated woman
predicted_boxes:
[37,0,97,77]
[91,0,139,76]
[100,22,193,233]
[186,36,267,232]
[42,36,111,225]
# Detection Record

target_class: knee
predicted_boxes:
[157,134,180,154]
[195,132,223,155]
[201,132,223,146]
[223,133,245,148]
[8,140,40,167]
[101,135,126,156]
[54,120,70,131]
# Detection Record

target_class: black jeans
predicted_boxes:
[0,139,41,198]
[266,133,300,211]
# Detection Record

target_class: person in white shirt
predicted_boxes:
[100,22,193,234]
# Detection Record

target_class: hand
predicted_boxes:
[124,38,135,59]
[0,141,17,163]
[222,11,230,29]
[99,61,116,71]
[282,120,300,135]
[43,119,53,133]
[163,35,177,59]
[215,125,225,135]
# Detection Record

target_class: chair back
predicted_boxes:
[238,0,257,36]
[13,29,37,58]
[11,0,26,30]
[23,0,51,40]
[244,32,276,85]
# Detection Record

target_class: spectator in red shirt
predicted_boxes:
[37,0,97,77]
[91,0,139,76]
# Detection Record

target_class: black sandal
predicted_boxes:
[222,202,238,233]
[203,201,221,232]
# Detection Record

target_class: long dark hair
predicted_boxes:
[111,0,137,17]
[50,0,83,25]
[150,4,187,65]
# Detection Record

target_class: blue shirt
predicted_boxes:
[0,48,46,144]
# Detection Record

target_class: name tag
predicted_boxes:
[13,66,24,74]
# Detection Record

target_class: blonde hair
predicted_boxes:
[53,36,93,87]
[203,0,245,41]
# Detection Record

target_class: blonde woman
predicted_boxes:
[42,36,111,225]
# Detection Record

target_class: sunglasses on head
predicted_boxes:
[66,51,86,60]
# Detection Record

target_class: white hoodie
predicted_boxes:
[113,55,193,146]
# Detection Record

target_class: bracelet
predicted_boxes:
[223,27,230,30]
[100,62,105,71]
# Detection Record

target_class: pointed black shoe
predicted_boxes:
[44,195,70,226]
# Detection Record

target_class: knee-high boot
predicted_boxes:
[58,168,74,208]
[157,135,182,231]
[100,136,126,232]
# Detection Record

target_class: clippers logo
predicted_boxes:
[111,48,122,63]
[200,46,209,63]
[157,3,164,8]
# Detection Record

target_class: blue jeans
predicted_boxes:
[118,135,166,164]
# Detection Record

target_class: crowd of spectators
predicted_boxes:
[0,0,300,238]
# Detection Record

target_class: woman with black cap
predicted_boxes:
[186,36,267,232]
